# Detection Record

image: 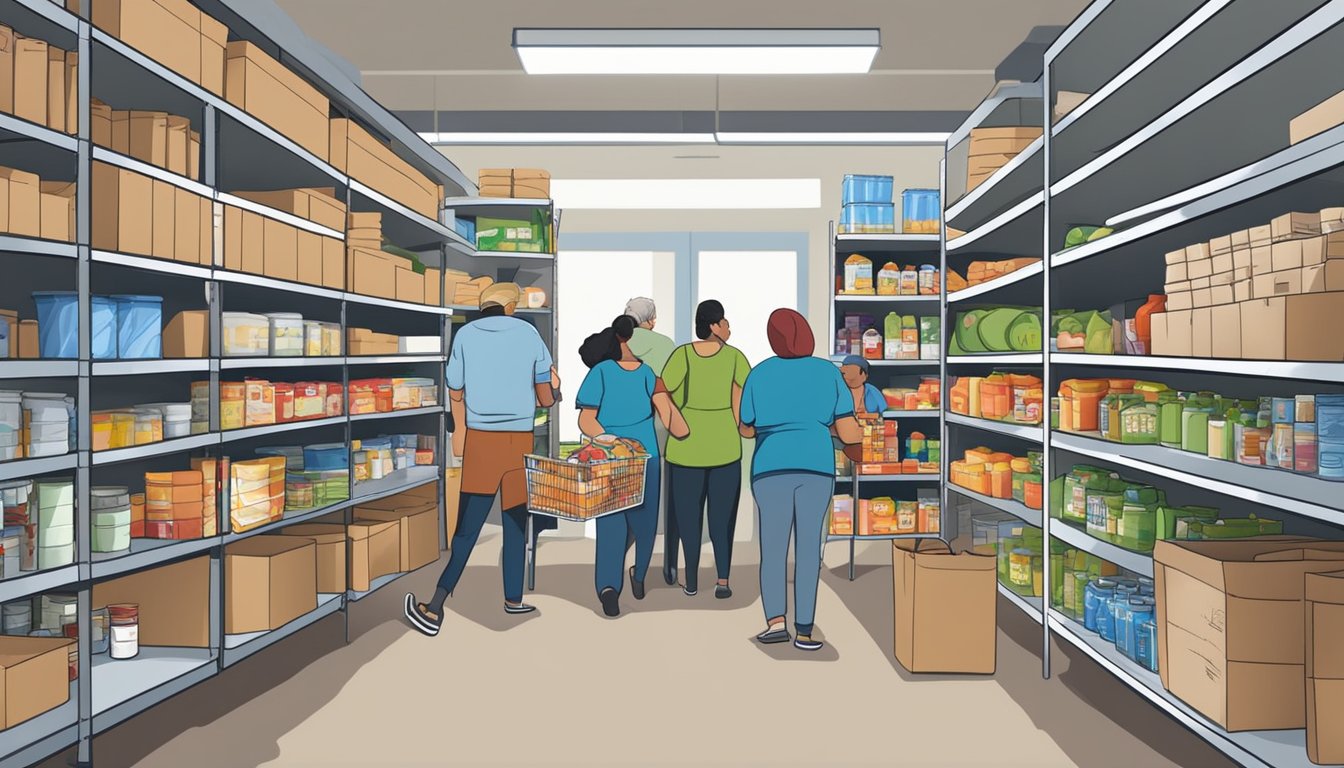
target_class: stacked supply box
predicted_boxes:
[839,174,894,234]
[224,535,317,634]
[278,523,346,593]
[477,168,551,199]
[94,0,228,95]
[352,495,437,573]
[0,164,73,242]
[93,162,210,262]
[94,102,201,180]
[0,24,78,135]
[222,202,345,289]
[330,118,442,220]
[143,468,212,540]
[348,518,399,592]
[225,42,328,161]
[1306,570,1344,765]
[966,127,1041,192]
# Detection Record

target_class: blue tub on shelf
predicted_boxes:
[303,443,349,471]
[842,174,893,205]
[31,292,78,359]
[838,203,896,234]
[112,295,163,359]
[901,188,940,234]
[91,296,117,360]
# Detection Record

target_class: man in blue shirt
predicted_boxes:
[406,282,559,637]
[839,355,887,418]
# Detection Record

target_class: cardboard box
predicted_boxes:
[1210,302,1241,359]
[225,42,329,162]
[224,536,317,635]
[1251,246,1273,276]
[263,218,298,281]
[423,267,441,306]
[90,100,113,147]
[129,110,169,168]
[891,541,996,674]
[1240,297,1287,360]
[200,196,213,266]
[1234,279,1253,303]
[967,154,1013,176]
[1303,264,1326,294]
[63,51,76,134]
[45,47,63,133]
[91,163,150,253]
[1164,249,1186,265]
[1209,284,1233,307]
[1209,271,1234,287]
[1328,232,1344,259]
[1185,243,1210,263]
[199,12,226,96]
[1189,276,1210,290]
[321,236,343,290]
[14,37,47,126]
[93,556,210,647]
[354,503,438,572]
[233,188,348,232]
[347,211,380,230]
[1287,292,1344,361]
[1190,307,1212,358]
[241,209,264,274]
[328,117,347,171]
[1211,251,1233,275]
[1232,247,1252,270]
[348,519,400,592]
[1272,237,1325,271]
[38,181,74,243]
[1165,263,1187,283]
[1208,235,1232,255]
[395,268,424,304]
[347,247,396,299]
[1165,280,1191,294]
[296,230,322,285]
[188,130,200,180]
[0,636,75,729]
[1307,570,1344,765]
[94,0,203,85]
[1249,225,1272,247]
[165,115,189,176]
[0,26,13,115]
[222,204,242,271]
[1186,258,1212,280]
[1153,540,1344,731]
[0,167,38,238]
[1191,288,1211,309]
[17,320,36,359]
[110,110,130,154]
[1254,268,1302,299]
[1152,310,1192,357]
[163,309,207,358]
[1309,680,1344,766]
[1272,211,1320,242]
[334,119,439,220]
[279,524,346,593]
[1290,89,1344,145]
[174,187,199,263]
[152,179,175,260]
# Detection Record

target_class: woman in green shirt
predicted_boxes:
[662,299,751,598]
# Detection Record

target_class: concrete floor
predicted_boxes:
[47,533,1233,768]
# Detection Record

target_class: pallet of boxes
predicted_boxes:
[965,126,1041,193]
[1151,209,1344,361]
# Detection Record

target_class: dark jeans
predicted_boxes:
[596,460,661,595]
[667,461,741,592]
[435,492,528,604]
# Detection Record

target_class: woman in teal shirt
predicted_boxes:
[740,309,862,651]
[577,315,689,617]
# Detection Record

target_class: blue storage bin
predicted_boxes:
[91,296,117,360]
[838,203,896,234]
[32,292,79,359]
[901,188,940,234]
[303,443,349,471]
[112,295,163,359]
[841,174,893,205]
[454,217,476,244]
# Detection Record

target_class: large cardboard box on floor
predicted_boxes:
[1307,570,1344,765]
[1240,292,1344,361]
[1153,539,1344,732]
[279,523,347,593]
[348,519,400,592]
[91,162,151,253]
[224,536,318,635]
[891,540,996,674]
[94,0,204,86]
[93,555,210,646]
[354,502,438,572]
[225,42,330,162]
[0,636,74,729]
[332,118,439,220]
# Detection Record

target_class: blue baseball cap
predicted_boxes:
[840,355,869,373]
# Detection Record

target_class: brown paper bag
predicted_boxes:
[892,539,996,674]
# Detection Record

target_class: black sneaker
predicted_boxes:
[682,585,698,597]
[757,625,790,644]
[715,583,732,599]
[599,588,620,617]
[404,594,441,637]
[504,602,536,615]
[794,635,824,652]
[629,566,645,600]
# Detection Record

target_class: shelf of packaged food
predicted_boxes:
[349,406,442,423]
[472,250,557,261]
[829,357,939,368]
[215,193,345,240]
[91,250,213,280]
[946,413,1044,442]
[90,647,218,734]
[946,353,1043,365]
[223,500,351,544]
[0,682,75,768]
[89,536,223,581]
[91,433,222,466]
[833,233,941,253]
[946,135,1043,231]
[833,294,941,304]
[947,261,1043,304]
[0,564,78,605]
[0,110,77,153]
[351,466,439,504]
[0,453,78,482]
[346,355,445,366]
[219,415,347,444]
[947,485,1043,528]
[882,410,941,419]
[90,146,214,199]
[998,582,1044,624]
[1051,430,1344,527]
[219,356,346,370]
[0,361,78,379]
[12,0,79,31]
[91,359,210,376]
[1047,611,1313,768]
[1051,2,1344,207]
[211,268,347,302]
[1050,520,1154,578]
[944,191,1043,256]
[0,233,78,261]
[222,593,343,668]
[341,291,453,316]
[855,473,940,483]
[1049,354,1344,384]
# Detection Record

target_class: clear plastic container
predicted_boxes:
[901,188,940,234]
[841,174,893,205]
[265,313,304,357]
[320,323,341,356]
[112,295,163,359]
[31,292,79,358]
[838,203,896,234]
[142,402,192,439]
[221,312,270,357]
[303,320,323,357]
[132,409,163,445]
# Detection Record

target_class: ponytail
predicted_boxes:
[579,314,639,369]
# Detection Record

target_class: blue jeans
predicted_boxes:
[435,493,528,604]
[596,460,660,595]
[752,472,834,636]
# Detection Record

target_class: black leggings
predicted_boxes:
[667,461,741,592]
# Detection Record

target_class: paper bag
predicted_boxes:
[892,539,996,674]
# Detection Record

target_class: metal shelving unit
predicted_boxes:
[999,583,1043,625]
[0,0,492,764]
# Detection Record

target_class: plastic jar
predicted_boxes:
[1083,578,1116,633]
[144,402,192,438]
[112,295,164,359]
[1008,548,1033,591]
[264,313,304,357]
[108,603,139,660]
[303,320,323,357]
[321,323,341,356]
[221,312,269,357]
[1121,597,1155,662]
[220,382,246,431]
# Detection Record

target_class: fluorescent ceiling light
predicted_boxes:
[513,28,879,75]
[421,132,715,145]
[715,132,950,145]
[550,178,820,210]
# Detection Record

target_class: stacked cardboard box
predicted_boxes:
[92,161,210,261]
[0,165,75,243]
[346,327,398,356]
[1290,88,1344,146]
[348,518,399,593]
[234,188,346,232]
[225,41,329,161]
[1307,570,1344,765]
[477,168,551,199]
[1152,209,1344,361]
[224,535,317,634]
[221,204,344,289]
[330,118,442,220]
[449,274,494,307]
[342,213,439,305]
[966,126,1041,192]
[93,101,201,180]
[0,26,78,136]
[279,523,346,593]
[93,0,227,96]
[353,496,437,573]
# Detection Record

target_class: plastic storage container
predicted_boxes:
[901,188,939,234]
[91,295,118,360]
[23,393,70,457]
[841,174,893,205]
[838,203,896,234]
[265,313,304,357]
[112,295,163,359]
[222,313,270,357]
[303,443,349,471]
[32,292,79,358]
[0,390,20,461]
[303,321,323,357]
[143,403,192,438]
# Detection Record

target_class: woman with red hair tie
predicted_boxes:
[738,308,862,651]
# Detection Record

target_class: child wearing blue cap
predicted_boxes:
[839,355,887,418]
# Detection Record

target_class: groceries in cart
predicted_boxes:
[568,434,646,464]
[527,435,649,521]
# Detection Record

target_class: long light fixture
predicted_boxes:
[549,178,820,210]
[513,28,879,75]
[419,132,947,146]
[715,132,950,145]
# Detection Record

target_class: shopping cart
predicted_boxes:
[522,451,649,590]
